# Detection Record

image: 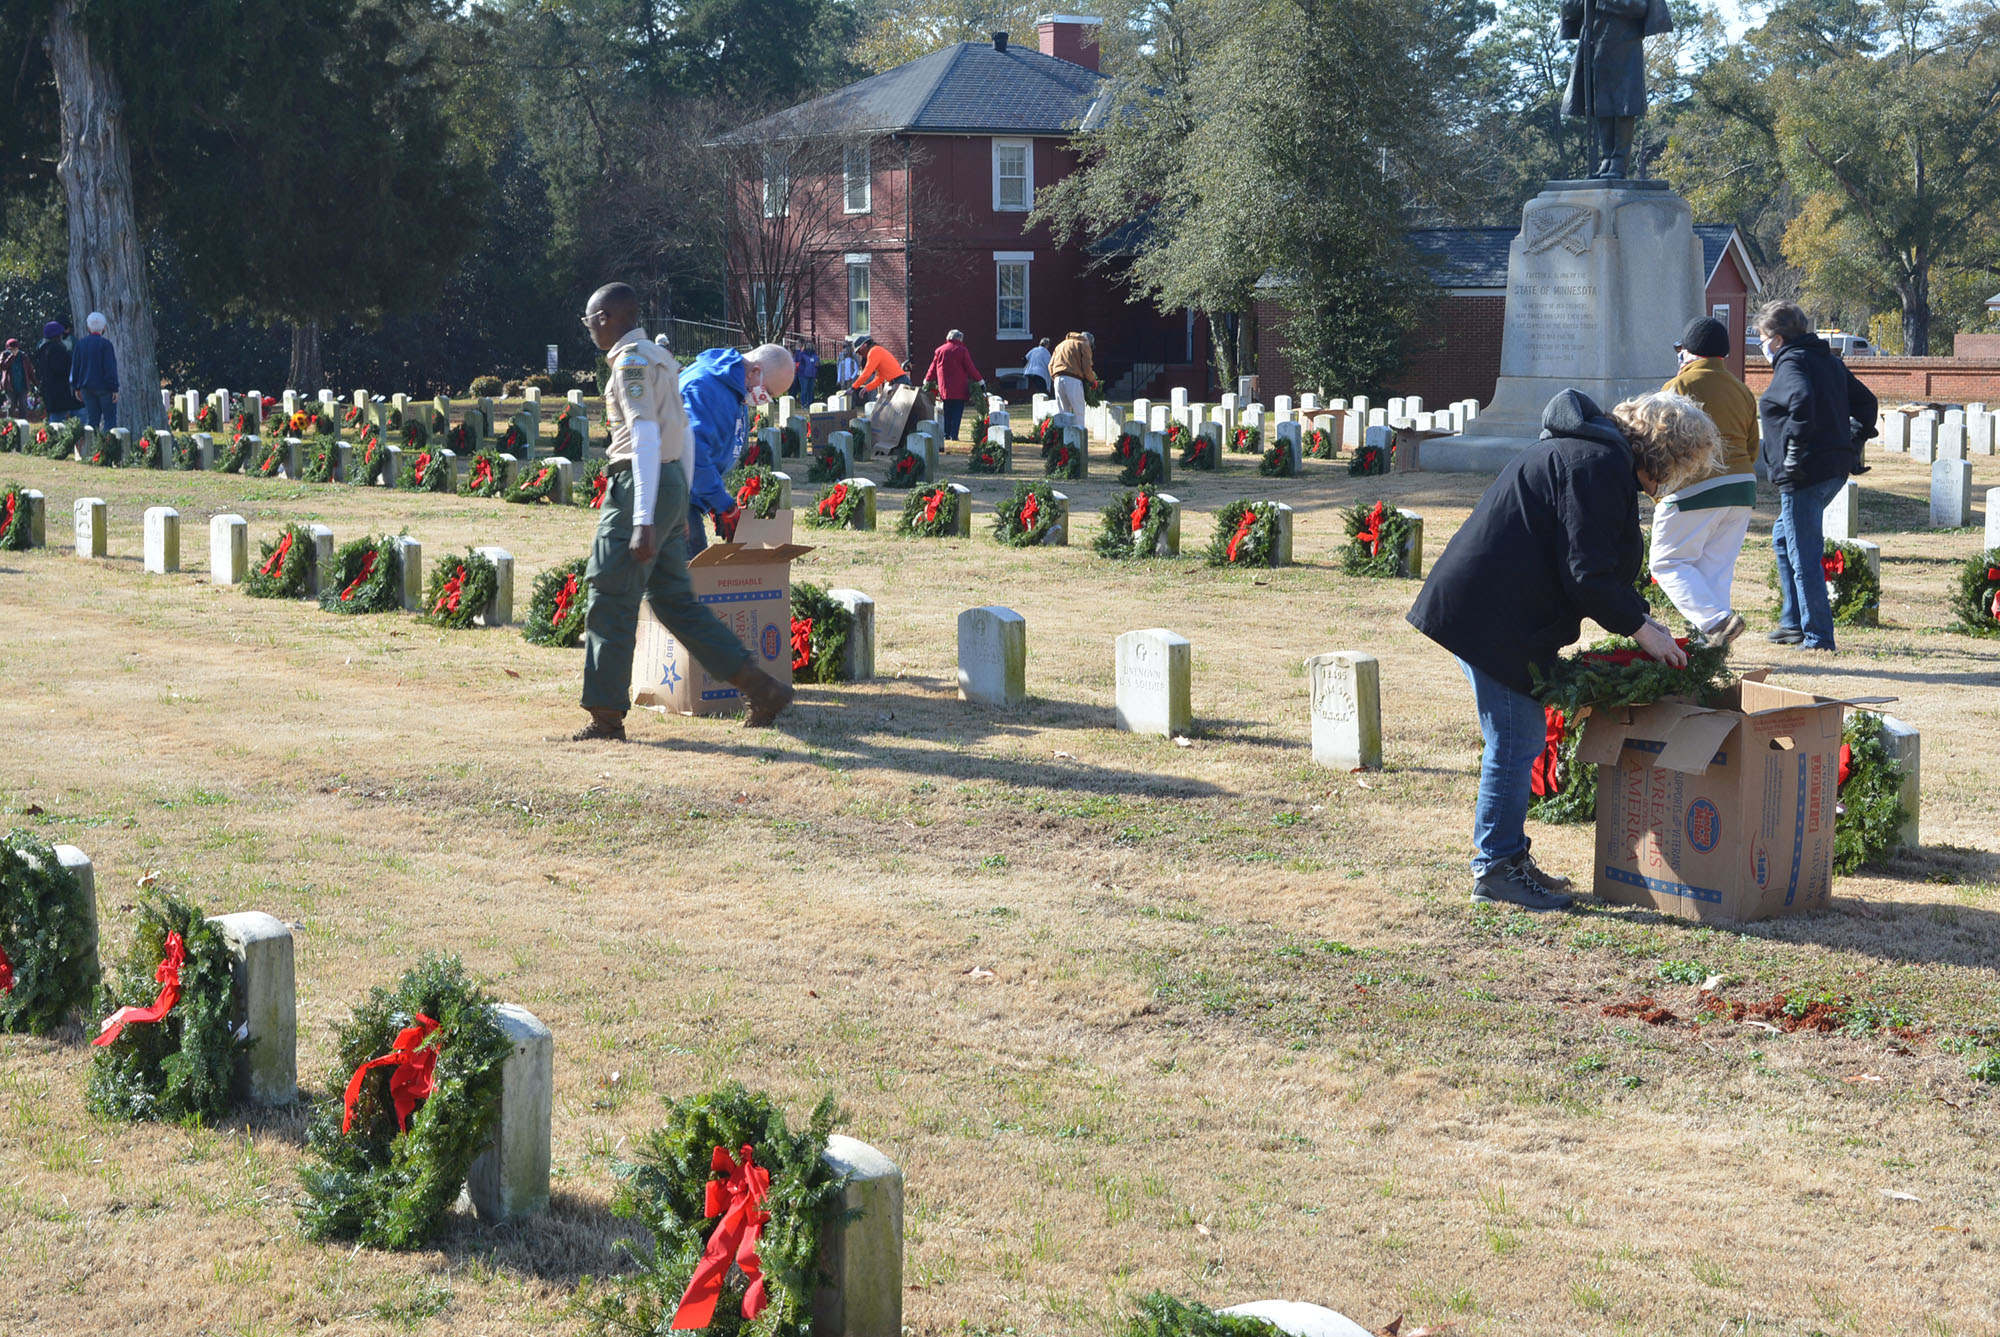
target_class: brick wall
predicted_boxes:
[1387,297,1506,406]
[1742,357,2000,405]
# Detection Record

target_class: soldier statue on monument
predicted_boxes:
[1562,0,1673,179]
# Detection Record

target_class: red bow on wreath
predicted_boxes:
[590,472,610,508]
[1019,492,1040,531]
[791,616,813,672]
[670,1145,773,1330]
[1838,742,1853,790]
[531,466,551,489]
[736,474,763,507]
[553,574,579,624]
[0,943,14,995]
[922,488,945,524]
[340,550,378,602]
[92,931,186,1046]
[1130,492,1150,534]
[259,530,294,578]
[341,1013,440,1134]
[818,482,848,518]
[1226,509,1259,562]
[470,457,494,489]
[434,565,468,615]
[1355,501,1387,556]
[1531,707,1567,796]
[3,493,16,535]
[1822,548,1845,580]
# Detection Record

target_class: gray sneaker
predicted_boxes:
[1472,856,1576,912]
[1517,848,1575,894]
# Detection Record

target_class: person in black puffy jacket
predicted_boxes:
[1407,389,1721,912]
[1755,301,1877,651]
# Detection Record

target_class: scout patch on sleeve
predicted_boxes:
[616,351,648,394]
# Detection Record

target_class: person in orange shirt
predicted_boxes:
[848,334,907,406]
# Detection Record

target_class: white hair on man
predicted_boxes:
[86,311,107,333]
[744,342,795,397]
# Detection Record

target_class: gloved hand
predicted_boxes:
[714,502,743,543]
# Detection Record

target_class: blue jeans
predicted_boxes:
[1772,474,1847,649]
[941,398,967,441]
[1457,658,1548,878]
[80,388,115,432]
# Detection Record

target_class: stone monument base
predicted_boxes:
[1417,178,1703,473]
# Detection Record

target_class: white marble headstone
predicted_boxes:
[957,606,1026,708]
[1114,628,1191,738]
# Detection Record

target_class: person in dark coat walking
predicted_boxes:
[1561,0,1672,178]
[1755,301,1877,652]
[70,311,119,431]
[1407,389,1719,911]
[34,322,80,422]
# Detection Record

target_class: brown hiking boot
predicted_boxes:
[728,663,795,727]
[567,709,627,742]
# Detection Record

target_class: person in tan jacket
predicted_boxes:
[1653,316,1759,646]
[1049,330,1095,421]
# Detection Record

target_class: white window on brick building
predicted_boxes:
[992,139,1032,212]
[846,256,870,335]
[994,252,1032,339]
[844,144,871,214]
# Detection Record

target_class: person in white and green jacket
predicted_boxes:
[1653,316,1759,647]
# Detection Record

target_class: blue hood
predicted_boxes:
[1539,389,1627,453]
[688,346,747,398]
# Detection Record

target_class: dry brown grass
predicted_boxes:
[1,436,1996,1337]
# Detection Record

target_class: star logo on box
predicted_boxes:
[659,656,682,690]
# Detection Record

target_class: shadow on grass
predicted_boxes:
[437,1187,633,1287]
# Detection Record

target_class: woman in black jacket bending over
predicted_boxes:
[1756,301,1876,651]
[1407,390,1722,911]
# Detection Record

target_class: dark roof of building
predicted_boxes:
[717,40,1108,143]
[1406,222,1762,292]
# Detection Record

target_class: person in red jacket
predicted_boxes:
[922,330,984,442]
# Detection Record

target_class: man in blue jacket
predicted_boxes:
[70,311,119,431]
[680,343,795,556]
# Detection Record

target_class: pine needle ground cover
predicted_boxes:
[0,439,1995,1335]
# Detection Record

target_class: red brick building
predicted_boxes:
[721,18,1203,398]
[1251,224,1762,405]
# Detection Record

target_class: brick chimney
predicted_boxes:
[1036,14,1102,71]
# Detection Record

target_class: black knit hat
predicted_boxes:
[1678,316,1729,358]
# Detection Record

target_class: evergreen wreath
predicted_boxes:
[507,460,565,505]
[579,458,611,508]
[385,406,404,431]
[497,422,531,458]
[194,401,220,432]
[320,534,402,615]
[350,433,388,487]
[309,408,338,437]
[1032,415,1063,450]
[83,428,122,467]
[244,523,315,599]
[807,442,846,484]
[1178,430,1216,471]
[448,420,474,455]
[1349,439,1391,475]
[898,483,960,537]
[215,432,253,474]
[423,549,500,629]
[234,408,261,437]
[739,435,775,471]
[0,419,21,452]
[0,484,32,551]
[1110,431,1143,470]
[1118,447,1165,486]
[402,418,430,451]
[296,953,512,1250]
[300,434,340,485]
[524,556,590,648]
[85,890,242,1124]
[1257,439,1297,478]
[1762,537,1880,626]
[462,448,508,498]
[806,480,864,529]
[1232,424,1263,456]
[789,581,853,684]
[883,445,925,488]
[167,405,188,432]
[1304,425,1339,459]
[341,403,365,430]
[357,422,382,453]
[135,428,169,468]
[993,480,1061,547]
[173,431,201,471]
[1340,499,1414,577]
[1948,547,2000,636]
[1093,486,1173,560]
[1205,500,1280,567]
[778,423,804,458]
[1162,421,1193,461]
[1635,526,1675,616]
[1835,712,1907,875]
[726,464,785,518]
[403,447,453,492]
[0,829,98,1035]
[426,406,449,438]
[1120,1293,1282,1337]
[1527,636,1734,824]
[35,420,80,458]
[572,1083,844,1337]
[1041,437,1085,480]
[253,436,287,479]
[552,405,585,459]
[968,437,1009,473]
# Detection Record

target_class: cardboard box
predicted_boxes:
[866,384,932,455]
[1580,672,1892,923]
[633,513,810,715]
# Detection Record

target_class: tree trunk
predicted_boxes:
[49,0,163,433]
[1207,311,1237,391]
[289,323,323,394]
[1901,269,1931,357]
